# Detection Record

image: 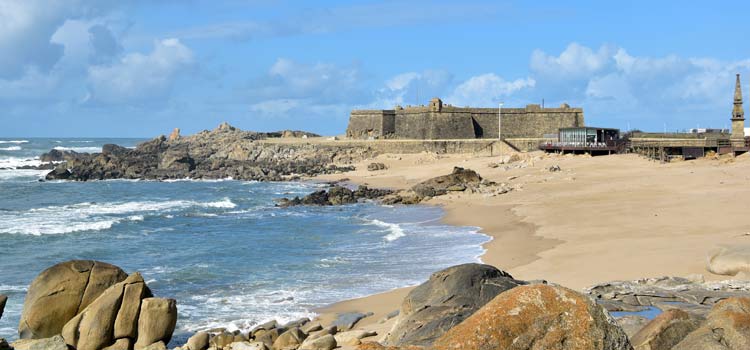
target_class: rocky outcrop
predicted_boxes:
[630,309,699,350]
[43,124,362,181]
[383,263,523,347]
[381,167,498,205]
[673,297,750,350]
[277,185,393,207]
[134,298,178,349]
[367,163,387,171]
[19,260,128,339]
[432,284,632,350]
[586,276,750,319]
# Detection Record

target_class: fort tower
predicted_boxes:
[731,73,745,141]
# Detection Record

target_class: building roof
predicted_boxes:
[559,126,620,132]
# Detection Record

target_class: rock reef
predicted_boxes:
[42,124,359,181]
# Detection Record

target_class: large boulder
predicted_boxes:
[673,297,750,350]
[383,263,522,346]
[11,335,68,350]
[411,167,482,198]
[61,273,151,350]
[134,298,178,350]
[707,246,750,276]
[19,260,127,339]
[432,284,632,350]
[630,309,698,350]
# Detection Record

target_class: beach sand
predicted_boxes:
[312,151,750,346]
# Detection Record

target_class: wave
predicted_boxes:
[0,198,238,235]
[366,219,406,241]
[0,146,21,151]
[0,140,28,144]
[0,284,28,292]
[53,146,102,153]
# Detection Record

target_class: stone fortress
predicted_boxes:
[346,97,584,140]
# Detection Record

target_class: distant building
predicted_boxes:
[346,97,584,140]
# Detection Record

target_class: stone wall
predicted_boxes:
[346,110,395,139]
[347,100,584,140]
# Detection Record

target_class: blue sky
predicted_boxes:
[2,0,750,137]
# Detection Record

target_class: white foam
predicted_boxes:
[0,198,238,235]
[0,284,27,292]
[0,157,42,169]
[53,146,102,153]
[0,140,28,144]
[367,219,406,241]
[0,146,21,151]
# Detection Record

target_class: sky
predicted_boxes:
[2,0,750,137]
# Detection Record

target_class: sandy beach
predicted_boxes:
[313,150,750,344]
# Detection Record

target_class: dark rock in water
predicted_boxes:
[0,294,6,320]
[40,149,82,162]
[0,338,9,350]
[45,166,73,180]
[383,263,523,347]
[43,123,363,182]
[277,185,393,207]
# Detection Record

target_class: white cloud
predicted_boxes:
[447,74,535,106]
[0,0,116,79]
[371,70,454,108]
[86,38,194,105]
[531,43,615,80]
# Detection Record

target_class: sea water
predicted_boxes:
[0,138,490,342]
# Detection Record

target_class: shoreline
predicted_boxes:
[311,151,750,339]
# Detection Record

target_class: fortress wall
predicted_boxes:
[346,110,395,139]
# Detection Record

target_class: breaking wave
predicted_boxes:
[366,219,406,241]
[0,198,237,235]
[0,140,28,144]
[53,146,102,153]
[0,146,21,151]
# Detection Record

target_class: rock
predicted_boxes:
[273,327,306,349]
[283,317,311,329]
[0,294,6,320]
[40,149,82,162]
[383,263,523,346]
[333,312,371,331]
[135,298,178,350]
[44,166,73,181]
[169,128,181,141]
[335,330,377,346]
[548,164,562,172]
[445,184,466,191]
[12,335,68,350]
[367,163,387,171]
[0,339,9,350]
[210,332,236,348]
[299,334,336,350]
[187,331,210,350]
[278,185,393,207]
[410,167,482,199]
[62,272,152,350]
[615,315,651,339]
[230,342,268,350]
[673,297,750,350]
[19,260,127,339]
[432,284,632,350]
[306,326,337,341]
[102,144,130,156]
[255,328,280,349]
[707,246,750,276]
[300,322,322,334]
[102,338,132,350]
[630,309,698,350]
[140,341,167,350]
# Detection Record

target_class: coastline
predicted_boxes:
[311,150,750,340]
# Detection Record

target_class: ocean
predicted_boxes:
[0,138,490,343]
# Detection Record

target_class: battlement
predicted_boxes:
[346,98,584,140]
